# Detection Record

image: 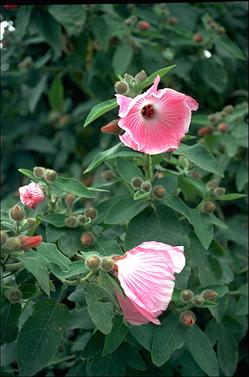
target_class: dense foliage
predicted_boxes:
[1,3,248,377]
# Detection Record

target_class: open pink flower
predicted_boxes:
[116,75,198,154]
[19,182,45,209]
[114,241,185,325]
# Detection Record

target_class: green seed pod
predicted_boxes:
[141,181,152,193]
[153,185,167,199]
[201,201,216,214]
[81,232,96,248]
[101,257,115,272]
[180,289,194,303]
[33,166,45,178]
[5,288,23,304]
[85,255,101,271]
[9,205,25,222]
[44,169,58,183]
[114,81,129,95]
[201,289,218,301]
[65,216,78,228]
[85,207,97,221]
[131,177,143,189]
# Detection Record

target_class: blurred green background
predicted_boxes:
[1,2,248,199]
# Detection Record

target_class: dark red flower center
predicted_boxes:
[141,104,155,118]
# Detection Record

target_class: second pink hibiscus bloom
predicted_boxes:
[116,75,198,154]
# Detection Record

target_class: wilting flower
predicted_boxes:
[19,182,45,209]
[19,235,42,250]
[116,75,198,154]
[114,241,185,325]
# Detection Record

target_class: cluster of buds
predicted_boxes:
[206,180,226,197]
[206,16,226,35]
[33,167,58,183]
[180,288,218,307]
[85,254,115,273]
[130,176,167,199]
[114,70,147,98]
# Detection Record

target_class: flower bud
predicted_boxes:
[85,255,101,271]
[124,15,137,27]
[201,289,218,301]
[9,205,25,222]
[220,110,227,119]
[101,120,123,135]
[138,20,151,30]
[179,311,196,327]
[131,176,143,189]
[198,126,213,137]
[153,185,167,199]
[214,187,226,196]
[3,237,21,252]
[5,288,23,304]
[65,216,78,228]
[44,169,58,183]
[19,235,42,250]
[223,105,234,114]
[201,201,216,214]
[191,295,204,306]
[193,33,203,43]
[78,214,88,225]
[114,81,129,95]
[81,232,96,248]
[180,289,194,303]
[206,179,219,190]
[85,207,97,220]
[208,114,219,124]
[33,166,45,178]
[26,218,37,228]
[135,70,147,83]
[168,16,177,26]
[101,257,115,272]
[217,122,229,133]
[141,181,152,193]
[1,230,8,245]
[64,193,76,208]
[101,170,114,182]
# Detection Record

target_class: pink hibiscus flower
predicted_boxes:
[116,75,198,154]
[19,182,45,209]
[114,241,185,325]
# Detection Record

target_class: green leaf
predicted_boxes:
[17,300,69,376]
[151,314,188,367]
[68,307,94,330]
[116,158,144,183]
[215,193,247,201]
[102,316,128,356]
[18,251,50,296]
[15,6,33,39]
[0,301,22,343]
[129,323,155,351]
[90,351,126,377]
[185,325,219,376]
[48,76,64,112]
[83,98,117,127]
[215,36,245,60]
[138,65,176,91]
[51,261,88,279]
[112,43,133,75]
[34,7,62,55]
[18,168,37,181]
[174,143,223,176]
[198,57,227,93]
[37,213,67,228]
[84,143,142,173]
[37,242,70,270]
[48,5,86,36]
[28,75,48,113]
[57,228,83,257]
[53,176,94,198]
[217,325,238,376]
[125,205,188,251]
[190,210,214,250]
[104,196,148,225]
[86,237,123,256]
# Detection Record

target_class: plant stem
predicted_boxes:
[62,271,93,286]
[144,154,153,182]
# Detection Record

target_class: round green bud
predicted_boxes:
[5,288,23,304]
[214,187,226,196]
[9,205,25,222]
[201,201,216,214]
[80,232,96,248]
[114,81,129,95]
[78,214,88,225]
[180,289,194,303]
[33,166,45,178]
[85,207,97,221]
[44,169,58,183]
[208,114,219,124]
[64,193,76,208]
[191,295,204,306]
[85,255,101,271]
[153,185,167,199]
[3,237,21,252]
[131,177,143,189]
[65,216,78,228]
[223,105,234,114]
[135,70,147,83]
[206,179,219,190]
[217,26,225,35]
[201,289,218,301]
[141,181,152,193]
[101,170,114,182]
[101,257,115,272]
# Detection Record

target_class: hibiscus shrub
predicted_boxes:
[1,3,248,377]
